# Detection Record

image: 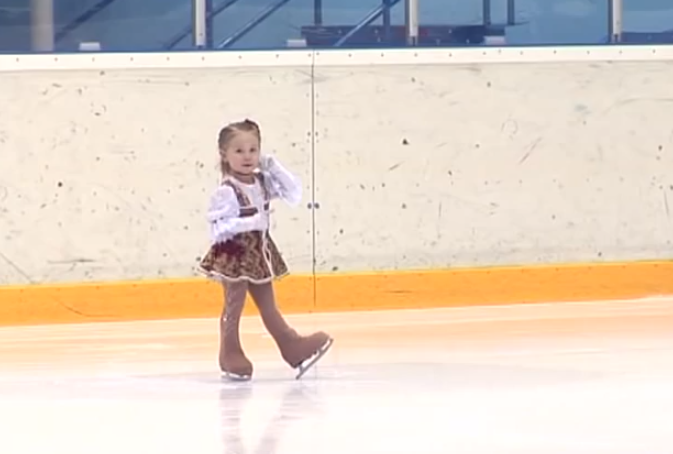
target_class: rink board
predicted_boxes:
[2,46,673,326]
[1,260,672,326]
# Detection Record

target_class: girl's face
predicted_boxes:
[223,130,260,176]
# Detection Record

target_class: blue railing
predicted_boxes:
[54,0,116,43]
[217,0,291,48]
[8,0,673,54]
[333,0,403,47]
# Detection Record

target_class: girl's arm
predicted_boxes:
[260,155,302,206]
[206,185,262,243]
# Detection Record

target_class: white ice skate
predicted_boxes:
[295,337,334,380]
[223,371,252,382]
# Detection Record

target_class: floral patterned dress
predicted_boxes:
[198,156,302,284]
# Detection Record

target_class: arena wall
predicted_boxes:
[1,47,672,325]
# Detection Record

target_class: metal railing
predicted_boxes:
[332,0,403,47]
[217,0,290,48]
[54,0,117,44]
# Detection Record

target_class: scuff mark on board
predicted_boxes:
[519,137,542,164]
[0,251,33,284]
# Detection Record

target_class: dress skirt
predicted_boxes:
[199,230,288,284]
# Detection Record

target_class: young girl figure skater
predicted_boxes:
[199,119,333,381]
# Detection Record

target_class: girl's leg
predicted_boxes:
[219,280,253,380]
[248,282,332,376]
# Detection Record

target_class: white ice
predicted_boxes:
[1,298,672,454]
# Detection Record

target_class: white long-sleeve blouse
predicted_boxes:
[206,155,302,244]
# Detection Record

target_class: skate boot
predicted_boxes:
[275,329,334,379]
[219,318,253,381]
[250,283,334,379]
[219,282,254,381]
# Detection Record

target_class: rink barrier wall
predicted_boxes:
[1,260,673,326]
[2,46,673,325]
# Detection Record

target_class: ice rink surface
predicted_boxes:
[1,298,673,454]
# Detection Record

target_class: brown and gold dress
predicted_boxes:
[198,156,302,283]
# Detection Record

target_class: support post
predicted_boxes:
[507,0,515,25]
[193,0,207,48]
[483,0,491,25]
[30,0,54,52]
[206,0,214,47]
[383,0,392,42]
[314,0,322,25]
[405,0,419,46]
[608,0,623,43]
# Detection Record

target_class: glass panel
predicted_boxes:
[506,0,608,45]
[210,0,315,50]
[57,0,192,51]
[622,0,673,44]
[0,0,631,53]
[0,1,31,52]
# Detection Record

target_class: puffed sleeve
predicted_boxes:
[261,155,302,206]
[206,185,262,244]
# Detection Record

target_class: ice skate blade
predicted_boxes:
[295,337,334,380]
[222,371,252,382]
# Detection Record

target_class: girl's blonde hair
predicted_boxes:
[217,119,261,176]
